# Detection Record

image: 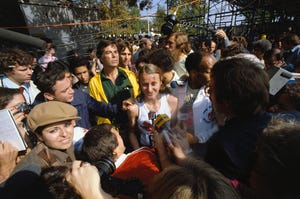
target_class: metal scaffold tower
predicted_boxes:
[206,0,243,30]
[203,0,300,41]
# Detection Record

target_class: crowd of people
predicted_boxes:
[1,29,300,199]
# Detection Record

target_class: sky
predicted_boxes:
[140,0,167,18]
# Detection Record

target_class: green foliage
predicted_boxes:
[152,5,167,33]
[129,6,143,33]
[96,0,155,36]
[167,0,206,35]
[97,0,134,35]
[95,0,202,36]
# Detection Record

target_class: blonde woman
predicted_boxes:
[127,63,178,150]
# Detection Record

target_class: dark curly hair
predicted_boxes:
[34,60,70,94]
[0,48,33,73]
[148,48,174,72]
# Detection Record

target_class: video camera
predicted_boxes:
[161,14,178,36]
[91,157,144,198]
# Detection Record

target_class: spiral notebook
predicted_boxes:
[0,109,27,151]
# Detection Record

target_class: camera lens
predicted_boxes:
[23,104,33,114]
[92,157,144,198]
[93,157,116,176]
[15,103,32,114]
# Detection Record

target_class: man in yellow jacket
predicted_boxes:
[89,40,139,128]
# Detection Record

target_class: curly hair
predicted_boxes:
[34,60,70,94]
[148,48,174,72]
[0,48,33,73]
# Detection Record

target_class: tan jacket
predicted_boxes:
[11,142,75,176]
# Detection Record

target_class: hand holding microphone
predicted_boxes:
[155,114,192,155]
[154,114,176,144]
[154,114,190,167]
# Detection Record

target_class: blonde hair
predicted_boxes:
[137,63,167,101]
[170,32,192,54]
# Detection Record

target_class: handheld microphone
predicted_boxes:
[154,114,176,144]
[170,80,185,88]
[148,111,156,127]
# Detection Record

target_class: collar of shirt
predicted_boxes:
[100,67,127,81]
[2,76,34,104]
[291,44,300,53]
[2,75,30,90]
[115,153,128,168]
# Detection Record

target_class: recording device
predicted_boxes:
[160,12,217,37]
[93,157,116,176]
[148,111,156,127]
[119,86,132,100]
[92,157,144,198]
[161,14,178,36]
[15,103,33,114]
[170,80,186,88]
[154,114,177,144]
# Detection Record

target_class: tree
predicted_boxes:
[97,0,133,35]
[167,0,206,35]
[152,5,167,33]
[128,6,143,34]
[95,0,156,36]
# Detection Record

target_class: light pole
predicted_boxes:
[147,7,150,36]
[167,0,169,15]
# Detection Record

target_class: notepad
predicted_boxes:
[0,109,27,151]
[267,66,293,96]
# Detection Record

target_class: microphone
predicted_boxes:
[170,81,178,88]
[170,80,185,88]
[148,111,156,127]
[154,114,176,144]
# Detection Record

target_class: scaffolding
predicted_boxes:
[179,0,300,41]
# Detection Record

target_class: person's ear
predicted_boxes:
[35,133,44,142]
[112,149,118,160]
[70,120,76,127]
[44,92,55,101]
